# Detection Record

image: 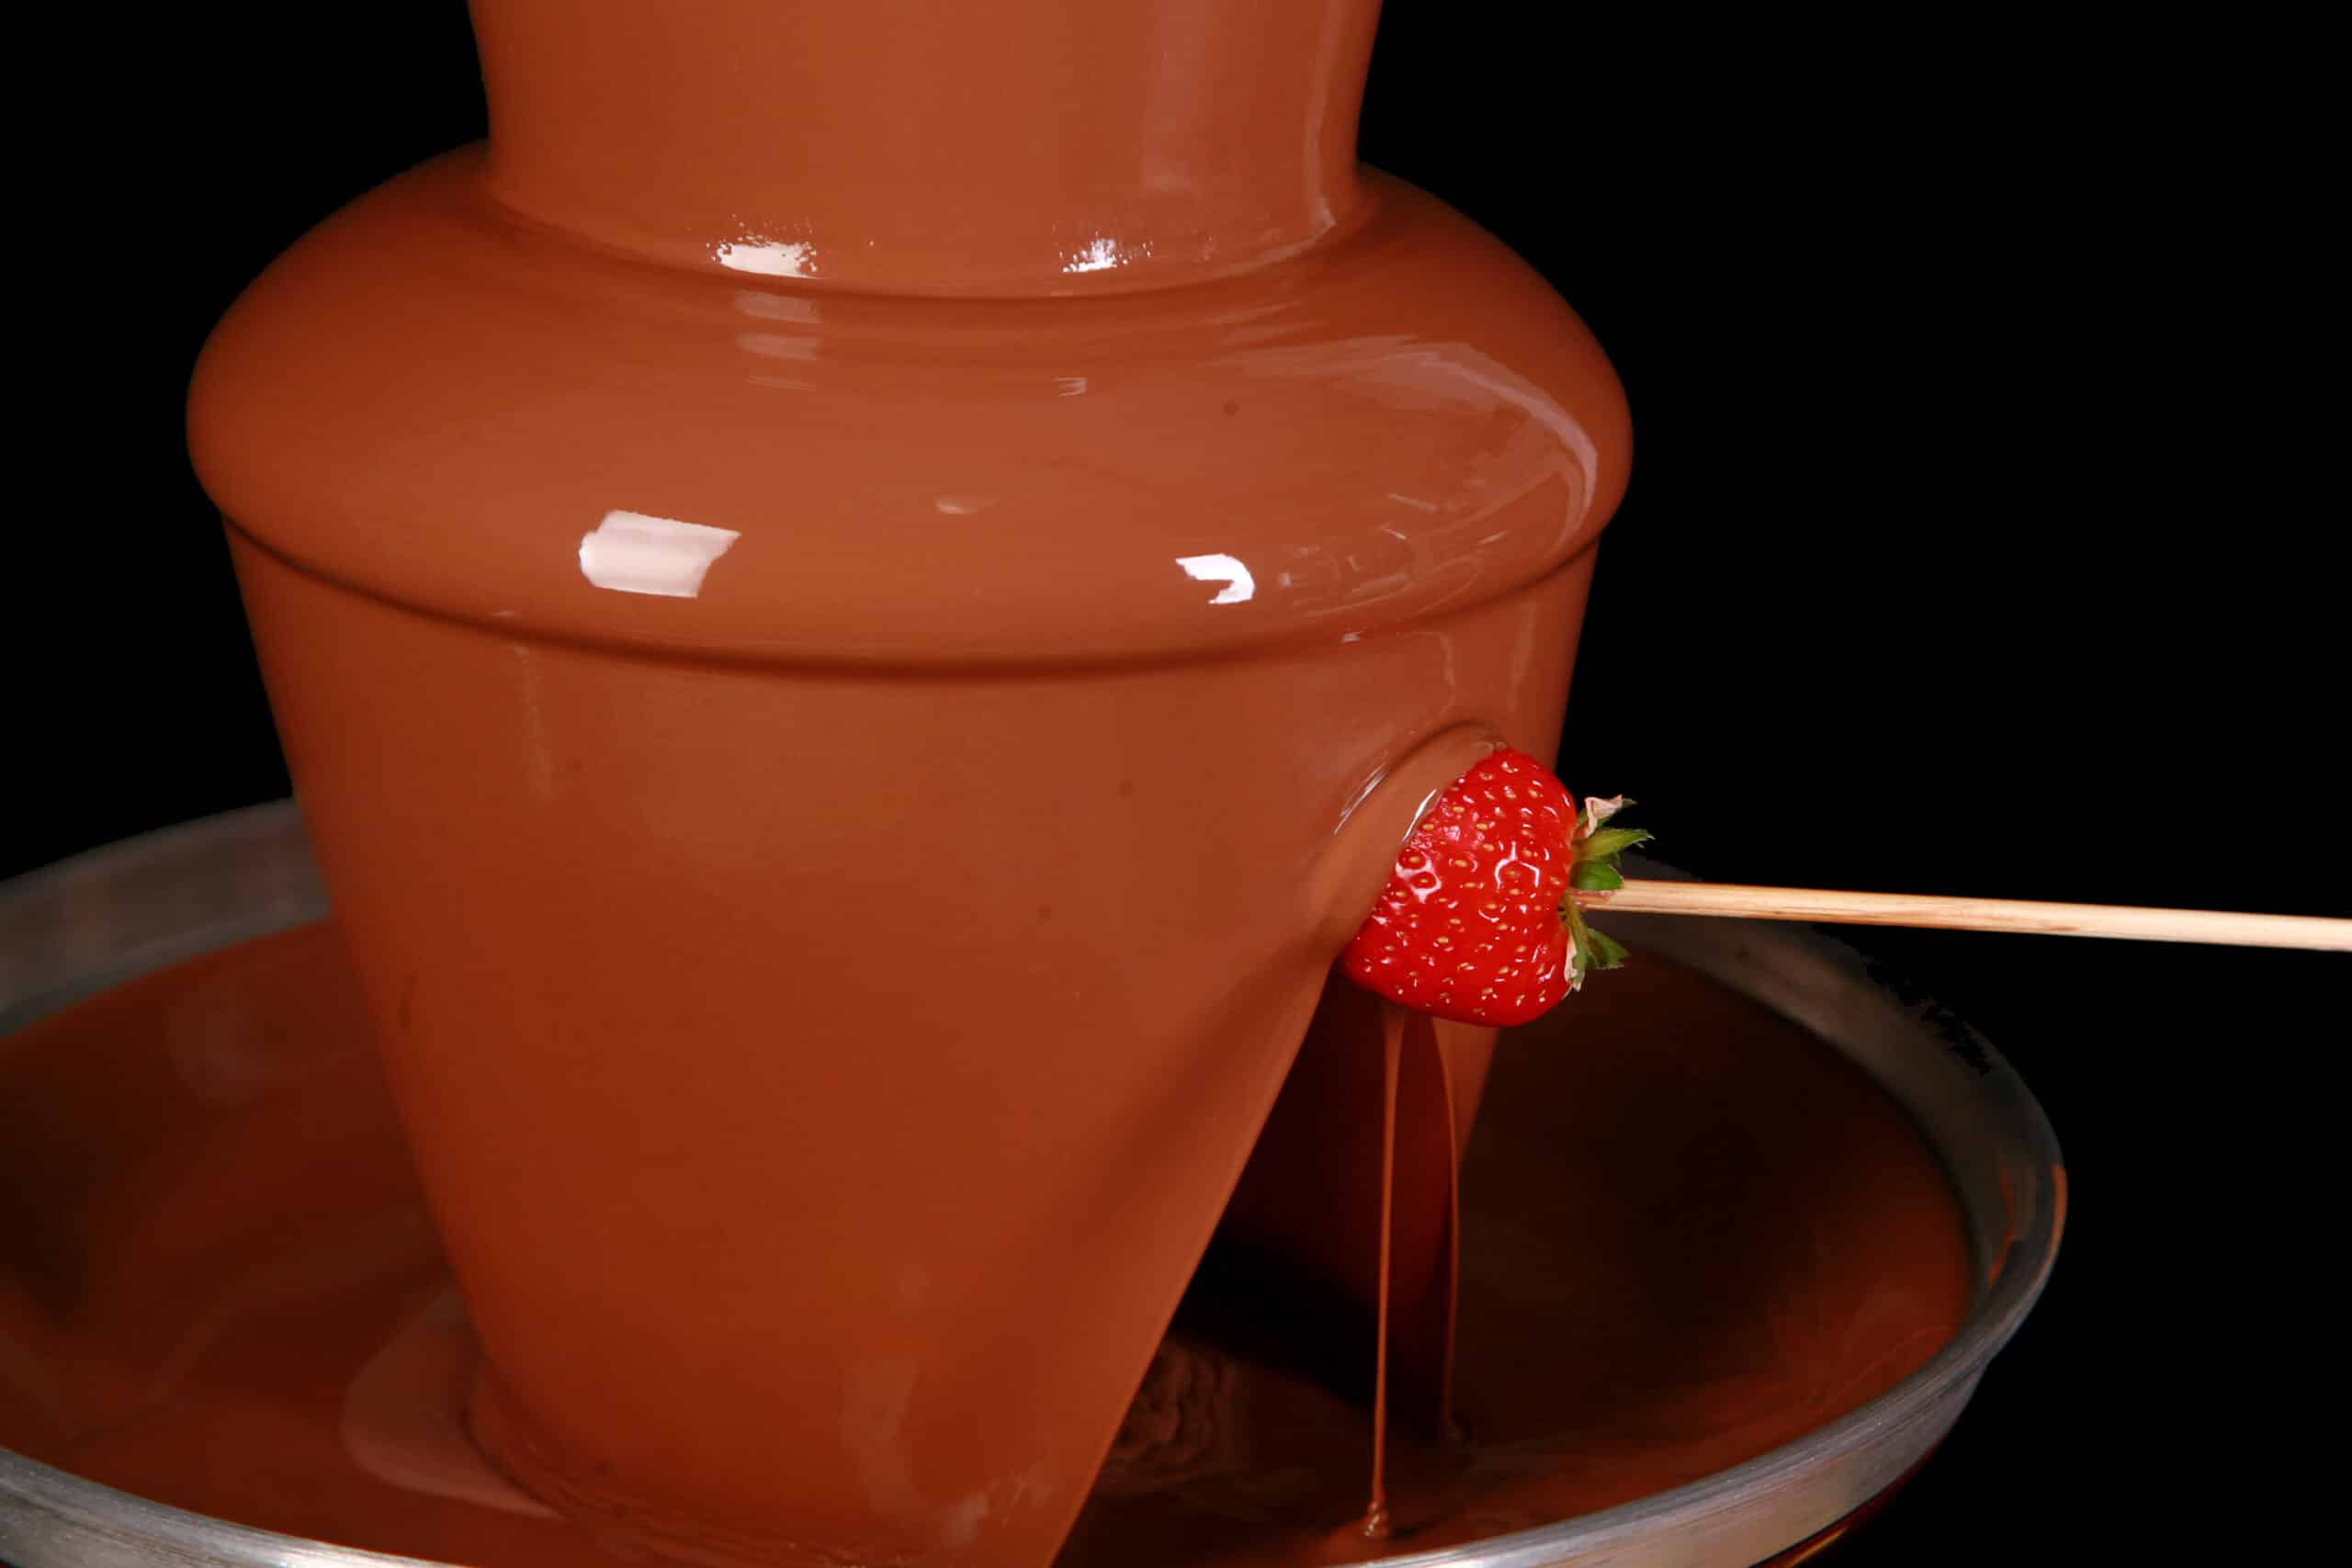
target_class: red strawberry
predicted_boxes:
[1340,749,1645,1026]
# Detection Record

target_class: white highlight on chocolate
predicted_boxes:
[1065,237,1126,274]
[579,511,741,599]
[1177,552,1256,605]
[716,238,816,277]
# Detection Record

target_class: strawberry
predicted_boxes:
[1340,750,1647,1026]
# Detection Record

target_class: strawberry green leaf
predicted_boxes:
[1561,901,1593,989]
[1571,861,1625,892]
[1578,795,1631,837]
[1583,924,1631,971]
[1577,827,1653,861]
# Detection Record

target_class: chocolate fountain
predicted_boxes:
[0,5,2062,1567]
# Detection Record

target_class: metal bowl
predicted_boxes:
[0,803,2063,1568]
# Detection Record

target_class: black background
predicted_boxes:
[8,5,2344,1563]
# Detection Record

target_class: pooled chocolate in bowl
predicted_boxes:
[0,920,1972,1567]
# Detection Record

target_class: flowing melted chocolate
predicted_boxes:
[0,925,1971,1566]
[1364,1003,1404,1543]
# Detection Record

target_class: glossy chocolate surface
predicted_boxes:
[185,4,1631,1561]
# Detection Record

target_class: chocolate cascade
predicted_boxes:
[187,3,1631,1562]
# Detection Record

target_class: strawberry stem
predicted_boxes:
[1560,797,1648,989]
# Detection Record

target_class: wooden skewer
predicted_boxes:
[1583,881,2352,953]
